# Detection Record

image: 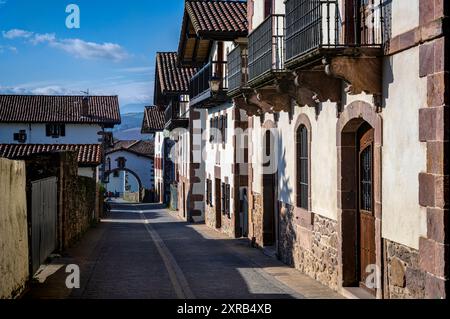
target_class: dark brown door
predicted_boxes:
[263,173,276,246]
[215,178,222,229]
[262,130,276,246]
[358,126,376,295]
[182,183,186,218]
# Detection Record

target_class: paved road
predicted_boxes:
[25,203,341,299]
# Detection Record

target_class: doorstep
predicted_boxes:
[341,287,376,300]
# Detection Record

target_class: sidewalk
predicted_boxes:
[169,211,343,299]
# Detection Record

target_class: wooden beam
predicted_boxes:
[324,56,382,95]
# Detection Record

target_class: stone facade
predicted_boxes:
[249,192,264,246]
[386,240,426,299]
[278,202,339,291]
[205,204,235,238]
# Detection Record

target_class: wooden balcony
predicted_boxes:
[189,61,229,108]
[284,0,386,99]
[227,45,248,97]
[286,0,385,65]
[248,14,286,87]
[165,98,189,131]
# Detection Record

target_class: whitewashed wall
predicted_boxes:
[155,132,165,186]
[205,103,236,217]
[0,123,102,144]
[106,150,154,190]
[249,0,428,250]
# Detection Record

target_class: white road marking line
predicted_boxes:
[140,214,195,299]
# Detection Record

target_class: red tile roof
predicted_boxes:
[106,140,154,158]
[155,52,197,94]
[0,95,121,126]
[141,106,165,133]
[186,0,248,35]
[0,144,103,166]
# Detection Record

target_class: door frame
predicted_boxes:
[337,101,383,299]
[357,125,376,295]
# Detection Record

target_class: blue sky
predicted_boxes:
[0,0,185,108]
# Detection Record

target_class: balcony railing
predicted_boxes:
[285,0,385,64]
[189,61,228,107]
[227,45,248,94]
[248,14,285,83]
[165,98,189,130]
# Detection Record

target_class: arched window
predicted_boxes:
[296,125,309,210]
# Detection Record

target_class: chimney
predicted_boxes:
[82,96,89,117]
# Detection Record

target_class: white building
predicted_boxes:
[105,140,155,202]
[0,95,121,179]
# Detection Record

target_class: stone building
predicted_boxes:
[149,0,449,299]
[226,0,449,299]
[152,52,206,221]
[178,0,250,237]
[141,106,167,203]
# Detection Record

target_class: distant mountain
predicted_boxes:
[114,127,152,141]
[113,112,147,140]
[120,103,148,114]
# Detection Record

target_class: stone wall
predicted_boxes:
[63,175,97,249]
[278,202,339,291]
[0,158,29,299]
[250,193,264,246]
[25,151,100,251]
[385,240,426,298]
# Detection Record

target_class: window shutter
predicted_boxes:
[221,183,225,213]
[60,124,66,137]
[226,184,231,215]
[46,124,52,137]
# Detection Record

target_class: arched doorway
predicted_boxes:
[337,101,383,298]
[105,168,143,202]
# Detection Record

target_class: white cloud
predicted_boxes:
[0,79,154,105]
[2,29,33,39]
[2,28,129,62]
[30,33,56,45]
[50,39,129,61]
[119,66,154,74]
[0,45,17,53]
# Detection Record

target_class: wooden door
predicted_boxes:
[215,178,222,229]
[262,130,276,246]
[358,127,376,294]
[263,173,276,246]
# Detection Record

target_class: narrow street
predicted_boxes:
[25,202,341,300]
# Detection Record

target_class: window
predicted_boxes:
[225,184,231,218]
[296,125,309,210]
[13,130,27,143]
[206,179,213,207]
[46,124,66,138]
[117,157,127,169]
[107,158,111,172]
[220,183,231,217]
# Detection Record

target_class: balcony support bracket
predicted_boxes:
[324,56,382,96]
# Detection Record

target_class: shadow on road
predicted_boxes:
[24,203,309,299]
